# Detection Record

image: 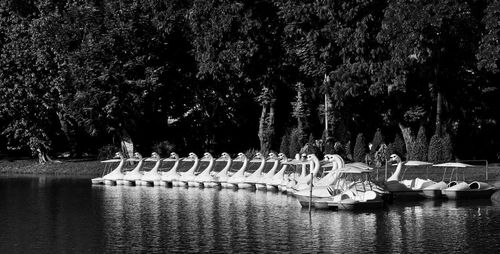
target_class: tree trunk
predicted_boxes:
[258,104,268,151]
[57,112,77,157]
[435,90,442,137]
[119,129,134,159]
[398,123,415,160]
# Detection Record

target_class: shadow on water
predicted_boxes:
[1,176,500,253]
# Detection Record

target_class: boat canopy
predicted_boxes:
[100,159,122,163]
[346,162,373,170]
[433,162,473,168]
[405,161,433,166]
[282,159,309,165]
[144,158,158,162]
[337,165,373,174]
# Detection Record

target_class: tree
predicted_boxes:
[413,125,428,161]
[353,133,367,162]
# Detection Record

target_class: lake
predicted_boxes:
[1,176,500,253]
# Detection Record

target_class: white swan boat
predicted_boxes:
[241,153,267,190]
[160,152,182,186]
[122,152,145,185]
[385,154,435,200]
[173,152,199,187]
[226,153,250,189]
[322,166,384,211]
[266,153,289,191]
[255,153,279,190]
[140,152,163,186]
[192,152,218,188]
[96,152,127,185]
[213,152,233,188]
[91,156,124,185]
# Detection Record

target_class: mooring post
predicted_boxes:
[309,172,313,213]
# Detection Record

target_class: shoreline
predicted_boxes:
[0,159,103,176]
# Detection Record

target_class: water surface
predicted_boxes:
[1,176,500,253]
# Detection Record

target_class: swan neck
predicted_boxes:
[168,160,180,173]
[131,160,144,173]
[387,161,403,181]
[186,158,199,174]
[111,158,126,173]
[220,158,232,174]
[151,160,161,173]
[200,158,215,175]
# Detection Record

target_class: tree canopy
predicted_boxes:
[1,0,499,162]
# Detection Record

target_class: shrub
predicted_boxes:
[387,134,406,160]
[413,125,428,161]
[152,140,176,157]
[428,134,443,163]
[353,133,367,162]
[289,128,305,157]
[324,137,335,154]
[98,144,119,160]
[344,141,352,160]
[370,128,385,155]
[279,134,290,157]
[244,148,259,159]
[442,134,453,161]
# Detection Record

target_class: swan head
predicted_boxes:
[389,154,401,163]
[114,152,124,159]
[169,152,179,160]
[234,152,246,162]
[278,153,287,162]
[151,152,160,160]
[253,152,264,160]
[133,152,142,159]
[306,154,318,161]
[267,152,278,161]
[301,153,307,161]
[186,152,198,161]
[219,152,230,160]
[201,152,213,161]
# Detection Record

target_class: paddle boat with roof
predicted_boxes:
[422,162,470,198]
[385,154,436,200]
[92,152,127,185]
[160,152,182,186]
[320,165,384,211]
[437,162,496,199]
[140,152,163,186]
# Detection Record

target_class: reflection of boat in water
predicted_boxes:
[385,155,435,200]
[492,190,500,203]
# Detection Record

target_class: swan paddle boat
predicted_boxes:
[238,153,267,189]
[140,152,163,186]
[213,152,233,188]
[122,152,146,186]
[255,153,280,191]
[95,152,127,185]
[226,153,250,189]
[173,152,199,187]
[266,153,289,191]
[192,152,218,188]
[160,152,182,186]
[385,154,435,200]
[322,166,384,211]
[92,153,126,185]
[434,162,497,199]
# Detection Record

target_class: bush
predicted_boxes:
[387,134,406,160]
[413,125,428,161]
[370,128,385,156]
[98,144,119,160]
[289,128,305,157]
[152,140,176,157]
[279,134,290,157]
[428,133,453,162]
[353,133,367,162]
[344,141,352,160]
[428,134,443,163]
[244,148,259,159]
[324,137,335,154]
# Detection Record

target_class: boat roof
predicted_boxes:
[346,162,373,170]
[100,159,122,163]
[337,165,373,174]
[405,160,433,166]
[433,162,474,168]
[281,159,309,165]
[144,158,159,162]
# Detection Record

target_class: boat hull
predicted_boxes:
[255,184,267,191]
[329,199,384,211]
[91,178,103,185]
[266,184,278,192]
[390,190,426,200]
[103,180,116,185]
[237,183,255,189]
[443,189,496,200]
[422,189,444,199]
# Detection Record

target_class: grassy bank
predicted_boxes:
[0,159,103,176]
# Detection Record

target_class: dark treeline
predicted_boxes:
[0,0,499,163]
